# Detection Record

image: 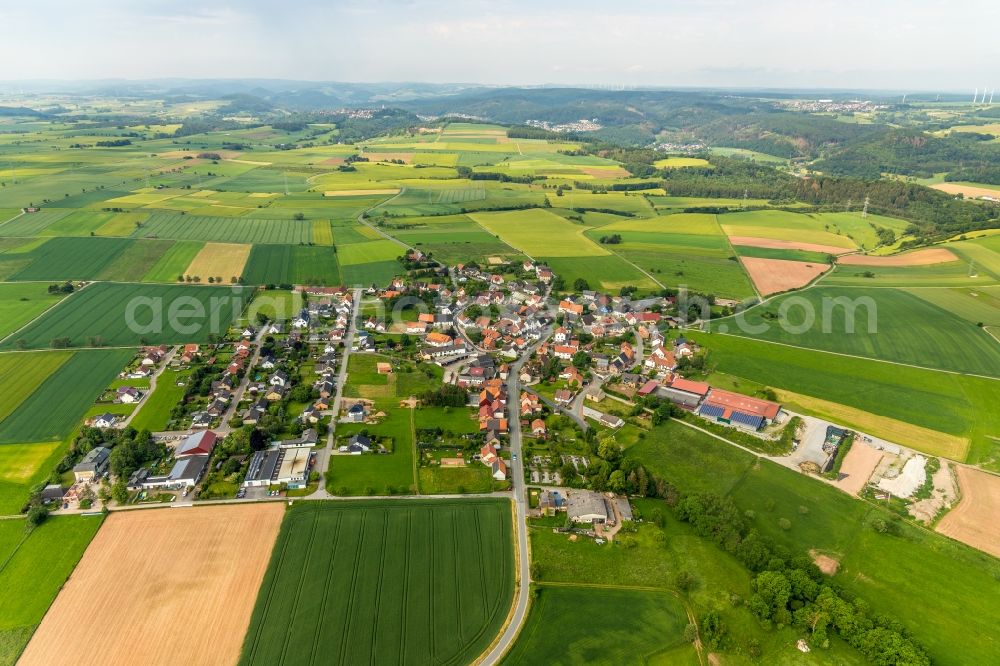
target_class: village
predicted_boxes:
[35,249,944,548]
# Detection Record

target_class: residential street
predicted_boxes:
[310,287,362,499]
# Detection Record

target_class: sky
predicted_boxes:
[1,0,997,91]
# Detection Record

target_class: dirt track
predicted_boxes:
[937,466,1000,558]
[740,256,829,295]
[838,248,957,266]
[20,504,285,666]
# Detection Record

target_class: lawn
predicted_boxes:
[0,283,68,341]
[721,286,1000,376]
[470,209,611,258]
[418,465,493,494]
[239,499,514,666]
[0,515,104,665]
[689,332,1000,465]
[1,283,251,350]
[128,367,190,432]
[0,348,134,444]
[503,586,692,665]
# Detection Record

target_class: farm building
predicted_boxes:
[566,490,613,524]
[167,456,210,487]
[698,389,781,430]
[139,455,210,489]
[73,446,111,482]
[175,430,218,457]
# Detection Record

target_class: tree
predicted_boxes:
[25,504,48,530]
[571,351,590,370]
[111,478,129,505]
[572,278,590,292]
[608,469,626,493]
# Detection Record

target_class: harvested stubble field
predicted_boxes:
[20,504,285,666]
[182,242,252,280]
[740,256,829,295]
[728,235,849,255]
[239,499,514,666]
[936,465,1000,559]
[838,248,957,266]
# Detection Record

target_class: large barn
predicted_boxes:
[698,388,781,431]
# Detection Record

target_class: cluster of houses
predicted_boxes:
[371,263,553,363]
[291,287,355,346]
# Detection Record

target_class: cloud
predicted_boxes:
[0,0,995,89]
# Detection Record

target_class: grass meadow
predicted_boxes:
[0,515,104,665]
[503,586,693,665]
[723,286,1000,376]
[625,421,1000,665]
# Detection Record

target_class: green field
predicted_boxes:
[242,245,342,285]
[0,515,104,665]
[128,368,189,432]
[336,239,404,265]
[689,332,1000,465]
[0,441,64,515]
[1,282,251,349]
[580,213,755,297]
[718,210,861,250]
[141,240,204,282]
[239,499,514,666]
[0,283,68,340]
[0,352,72,422]
[503,586,692,665]
[471,209,610,258]
[720,286,1000,376]
[733,244,833,263]
[2,237,134,281]
[0,348,134,443]
[134,213,313,244]
[340,260,403,286]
